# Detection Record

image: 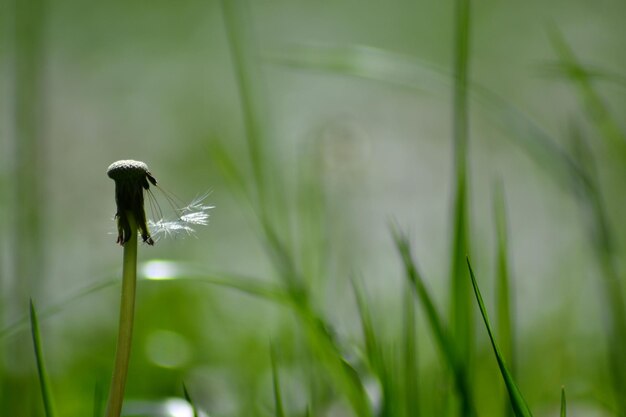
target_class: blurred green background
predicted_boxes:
[1,0,626,416]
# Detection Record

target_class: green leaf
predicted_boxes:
[183,383,200,417]
[352,277,399,417]
[391,226,475,416]
[30,299,57,417]
[270,345,286,417]
[493,183,516,417]
[466,259,533,417]
[449,0,474,383]
[93,380,104,417]
[402,285,420,417]
[560,386,566,417]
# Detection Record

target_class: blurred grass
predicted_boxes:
[3,0,625,415]
[30,300,57,417]
[449,1,473,393]
[270,345,286,417]
[182,382,200,417]
[402,284,419,417]
[92,381,103,417]
[493,182,516,417]
[392,227,476,417]
[548,28,626,161]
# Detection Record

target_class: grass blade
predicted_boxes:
[391,226,475,416]
[30,299,57,417]
[93,380,104,417]
[449,1,473,400]
[549,28,626,160]
[493,183,516,417]
[352,277,398,417]
[402,285,420,417]
[182,383,200,417]
[560,387,566,417]
[270,345,286,417]
[567,126,626,415]
[219,0,268,213]
[466,259,532,417]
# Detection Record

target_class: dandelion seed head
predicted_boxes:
[108,160,213,244]
[107,160,149,180]
[107,159,156,246]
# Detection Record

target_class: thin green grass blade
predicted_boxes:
[449,0,473,382]
[93,380,104,417]
[567,126,626,415]
[352,277,381,373]
[465,259,532,417]
[352,277,397,417]
[402,285,420,417]
[270,345,286,417]
[391,226,475,416]
[30,299,57,417]
[537,61,626,89]
[493,183,516,417]
[182,383,200,417]
[560,387,566,417]
[219,0,268,213]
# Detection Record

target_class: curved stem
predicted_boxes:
[106,212,138,417]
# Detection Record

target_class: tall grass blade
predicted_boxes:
[548,28,626,160]
[567,126,626,415]
[219,0,268,213]
[353,277,397,417]
[93,381,104,417]
[560,387,566,417]
[493,183,516,417]
[182,383,200,417]
[8,2,47,412]
[391,226,475,416]
[30,299,57,417]
[402,285,420,417]
[270,345,286,417]
[449,0,473,390]
[465,259,532,417]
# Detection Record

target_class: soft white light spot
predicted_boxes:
[142,260,179,280]
[163,398,193,417]
[146,330,191,369]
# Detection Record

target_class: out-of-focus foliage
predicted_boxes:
[1,0,625,416]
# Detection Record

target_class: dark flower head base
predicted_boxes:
[107,160,156,246]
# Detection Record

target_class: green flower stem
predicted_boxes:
[106,211,138,417]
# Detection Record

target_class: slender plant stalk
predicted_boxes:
[30,300,56,417]
[466,259,533,417]
[493,183,516,417]
[105,212,138,417]
[183,383,200,417]
[270,345,286,417]
[449,0,473,392]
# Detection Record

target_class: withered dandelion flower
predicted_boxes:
[107,159,156,245]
